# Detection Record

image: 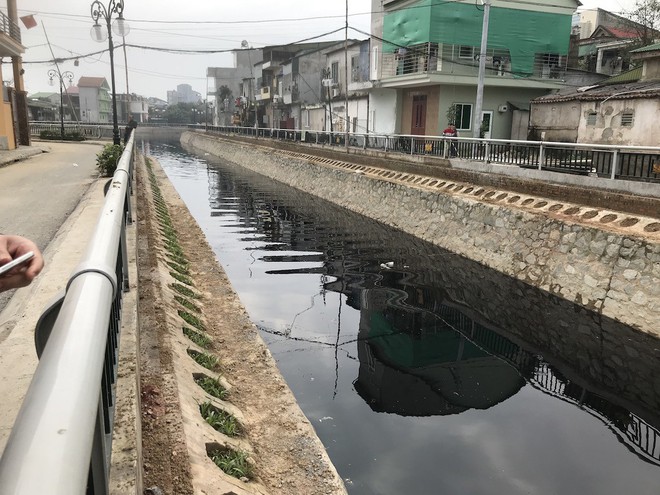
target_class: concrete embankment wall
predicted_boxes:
[181,131,660,338]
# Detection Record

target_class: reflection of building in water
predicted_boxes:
[354,302,525,416]
[198,156,660,467]
[353,286,660,466]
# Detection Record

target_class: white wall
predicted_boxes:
[578,99,660,146]
[368,88,398,134]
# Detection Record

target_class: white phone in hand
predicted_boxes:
[0,251,35,276]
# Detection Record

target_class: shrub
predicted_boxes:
[96,143,124,176]
[39,129,86,141]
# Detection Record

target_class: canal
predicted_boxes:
[144,140,660,495]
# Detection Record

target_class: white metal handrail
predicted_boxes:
[0,133,136,495]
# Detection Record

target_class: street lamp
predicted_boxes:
[90,0,129,145]
[48,69,74,140]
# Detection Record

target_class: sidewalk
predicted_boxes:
[0,144,46,168]
[0,178,107,453]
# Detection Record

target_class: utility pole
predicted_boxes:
[473,0,491,139]
[344,0,349,150]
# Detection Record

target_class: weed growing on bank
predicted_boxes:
[208,448,253,480]
[183,327,211,348]
[199,402,241,437]
[195,375,229,400]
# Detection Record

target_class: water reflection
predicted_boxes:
[148,140,660,494]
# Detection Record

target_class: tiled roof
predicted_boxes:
[533,80,660,103]
[78,76,108,88]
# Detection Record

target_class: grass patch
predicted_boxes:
[167,253,189,266]
[200,402,241,437]
[167,261,190,275]
[183,327,211,348]
[170,271,194,286]
[209,448,252,480]
[187,349,219,370]
[195,375,228,400]
[175,295,200,313]
[170,283,198,299]
[178,310,205,331]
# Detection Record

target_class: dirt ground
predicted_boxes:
[136,153,347,495]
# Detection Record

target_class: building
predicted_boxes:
[572,8,657,76]
[0,2,28,149]
[78,76,111,123]
[323,40,372,134]
[167,83,202,105]
[117,93,149,123]
[368,0,580,139]
[207,48,263,126]
[529,42,660,146]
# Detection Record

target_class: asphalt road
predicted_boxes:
[0,141,101,312]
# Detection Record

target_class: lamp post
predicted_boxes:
[90,0,129,145]
[48,69,74,140]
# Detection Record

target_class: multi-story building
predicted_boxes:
[0,2,28,149]
[166,84,202,105]
[207,48,263,126]
[369,0,580,139]
[78,77,112,123]
[117,93,149,123]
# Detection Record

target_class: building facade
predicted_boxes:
[368,0,580,139]
[0,3,27,149]
[78,77,111,123]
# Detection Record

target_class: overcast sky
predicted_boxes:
[4,0,641,102]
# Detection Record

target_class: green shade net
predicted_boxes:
[383,0,572,77]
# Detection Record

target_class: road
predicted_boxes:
[0,141,101,313]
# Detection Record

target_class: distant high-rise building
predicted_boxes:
[167,83,202,105]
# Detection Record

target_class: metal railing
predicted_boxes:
[204,125,660,183]
[30,122,115,140]
[0,134,135,494]
[0,11,21,44]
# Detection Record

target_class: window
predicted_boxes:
[458,45,474,59]
[351,55,360,82]
[621,111,634,126]
[453,103,472,131]
[331,62,339,84]
[586,112,597,126]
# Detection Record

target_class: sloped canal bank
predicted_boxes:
[144,140,660,495]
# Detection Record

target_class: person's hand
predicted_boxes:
[0,235,44,292]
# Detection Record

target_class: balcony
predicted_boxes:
[256,86,271,101]
[380,42,567,88]
[0,11,23,57]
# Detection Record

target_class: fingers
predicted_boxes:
[0,235,45,293]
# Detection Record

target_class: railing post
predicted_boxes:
[538,142,545,171]
[410,137,415,155]
[485,140,490,163]
[610,149,619,180]
[384,136,389,153]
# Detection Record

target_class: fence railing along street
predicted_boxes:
[29,121,660,183]
[0,134,136,495]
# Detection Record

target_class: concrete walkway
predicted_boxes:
[0,142,104,454]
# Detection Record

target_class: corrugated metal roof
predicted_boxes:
[630,42,660,53]
[601,66,643,85]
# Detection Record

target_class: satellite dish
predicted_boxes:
[241,40,249,48]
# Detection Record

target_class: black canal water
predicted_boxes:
[144,140,660,495]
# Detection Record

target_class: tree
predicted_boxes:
[215,85,233,111]
[163,103,194,123]
[625,0,660,47]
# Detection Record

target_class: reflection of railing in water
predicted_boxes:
[529,362,660,466]
[391,294,660,466]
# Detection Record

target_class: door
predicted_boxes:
[411,95,427,135]
[481,110,493,139]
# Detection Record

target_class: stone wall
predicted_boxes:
[180,131,660,338]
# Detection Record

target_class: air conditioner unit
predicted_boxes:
[498,104,509,113]
[332,88,340,98]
